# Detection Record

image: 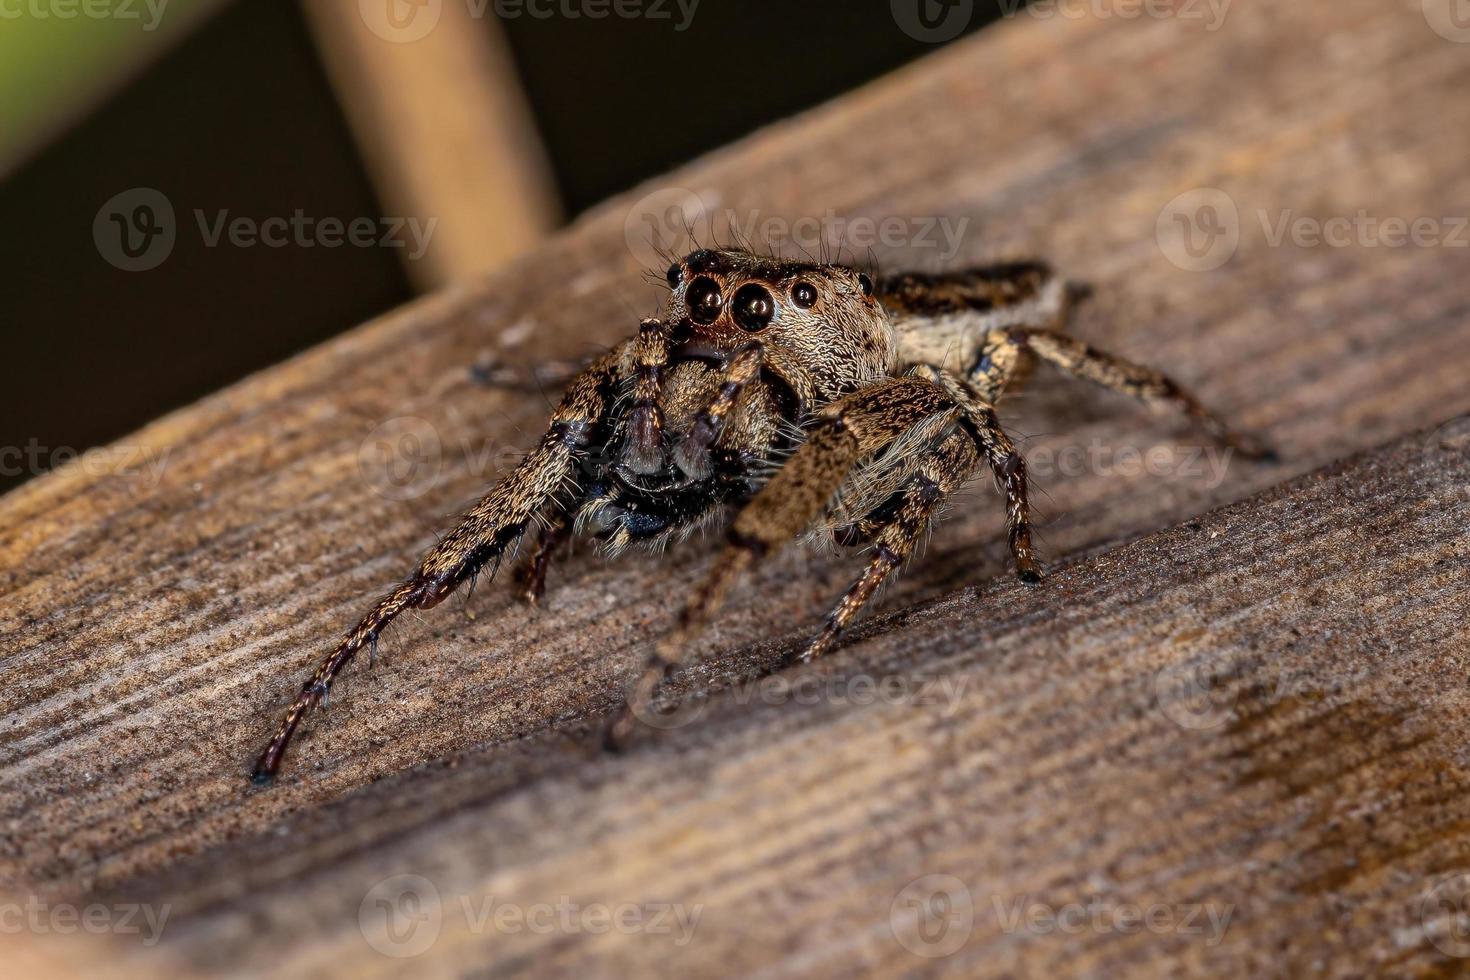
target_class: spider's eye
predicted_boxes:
[732,283,775,332]
[857,273,874,297]
[666,263,683,288]
[686,275,723,324]
[790,281,818,309]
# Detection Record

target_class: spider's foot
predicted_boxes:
[1219,428,1278,462]
[1238,439,1280,463]
[602,709,636,753]
[249,767,276,788]
[1018,565,1045,585]
[797,630,838,664]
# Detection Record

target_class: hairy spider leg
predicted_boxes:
[605,375,956,750]
[251,344,625,784]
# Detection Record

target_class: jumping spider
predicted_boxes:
[252,248,1271,783]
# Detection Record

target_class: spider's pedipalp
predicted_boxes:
[670,341,764,480]
[622,317,672,476]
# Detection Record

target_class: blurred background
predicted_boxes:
[0,0,1012,494]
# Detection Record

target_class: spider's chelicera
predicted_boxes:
[251,248,1272,783]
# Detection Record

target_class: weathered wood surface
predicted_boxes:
[3,1,1469,976]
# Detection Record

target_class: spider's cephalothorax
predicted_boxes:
[251,248,1271,782]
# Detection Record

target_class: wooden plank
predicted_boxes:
[102,427,1470,977]
[2,0,1469,975]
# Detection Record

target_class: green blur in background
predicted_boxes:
[0,0,223,176]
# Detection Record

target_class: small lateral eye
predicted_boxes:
[857,273,874,296]
[666,263,683,287]
[732,283,775,332]
[686,275,723,324]
[790,281,818,309]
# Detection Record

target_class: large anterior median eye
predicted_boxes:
[686,276,723,324]
[732,283,775,332]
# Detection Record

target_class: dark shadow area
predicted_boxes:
[0,0,1007,493]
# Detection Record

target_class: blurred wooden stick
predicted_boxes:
[302,0,559,288]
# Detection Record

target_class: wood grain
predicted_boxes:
[2,1,1469,976]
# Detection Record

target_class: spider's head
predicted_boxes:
[661,248,893,400]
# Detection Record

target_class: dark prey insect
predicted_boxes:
[251,247,1272,783]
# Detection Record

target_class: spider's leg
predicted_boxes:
[882,260,1079,402]
[470,357,589,391]
[516,511,573,607]
[606,376,955,750]
[917,365,1043,582]
[1016,328,1274,459]
[877,261,1064,326]
[810,359,1051,660]
[621,317,674,475]
[803,426,978,661]
[251,343,625,784]
[670,341,763,480]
